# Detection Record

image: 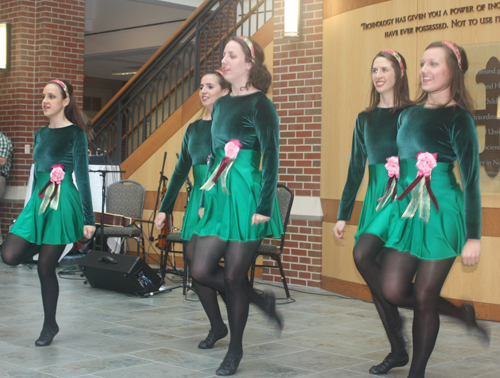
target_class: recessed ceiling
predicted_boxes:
[84,0,204,80]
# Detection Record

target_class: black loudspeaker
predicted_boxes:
[80,251,163,295]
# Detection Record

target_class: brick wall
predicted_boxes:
[0,0,86,238]
[264,0,323,287]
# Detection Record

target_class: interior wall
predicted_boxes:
[322,0,500,311]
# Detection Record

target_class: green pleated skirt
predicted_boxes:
[385,159,465,260]
[10,171,84,245]
[355,163,394,243]
[194,149,283,241]
[180,164,206,241]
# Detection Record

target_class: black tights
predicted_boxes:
[190,235,265,357]
[185,238,225,332]
[353,234,404,354]
[1,233,66,330]
[381,249,458,378]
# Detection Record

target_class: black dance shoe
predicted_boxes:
[198,324,228,349]
[369,352,409,374]
[35,326,59,347]
[264,292,284,331]
[216,353,243,376]
[462,304,490,346]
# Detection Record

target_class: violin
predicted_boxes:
[156,185,173,250]
[93,211,150,227]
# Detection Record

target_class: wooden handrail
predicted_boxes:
[91,0,214,125]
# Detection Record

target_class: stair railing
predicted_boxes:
[91,0,273,164]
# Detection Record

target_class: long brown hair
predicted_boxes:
[366,50,412,113]
[229,37,272,94]
[414,41,474,114]
[50,79,94,141]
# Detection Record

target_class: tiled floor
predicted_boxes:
[0,261,499,378]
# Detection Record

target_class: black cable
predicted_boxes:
[57,256,87,280]
[254,280,356,301]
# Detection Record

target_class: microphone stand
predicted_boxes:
[89,168,126,251]
[149,151,168,243]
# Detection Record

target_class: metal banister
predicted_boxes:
[91,0,273,165]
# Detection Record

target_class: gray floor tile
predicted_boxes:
[0,262,499,377]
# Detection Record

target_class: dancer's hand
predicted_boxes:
[252,213,270,225]
[333,220,346,241]
[462,239,481,266]
[83,225,96,239]
[198,208,205,218]
[154,212,167,229]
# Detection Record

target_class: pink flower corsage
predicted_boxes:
[416,152,437,176]
[376,156,399,211]
[50,164,65,184]
[38,164,65,214]
[397,152,439,222]
[201,139,242,193]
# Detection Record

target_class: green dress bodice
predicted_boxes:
[33,125,94,225]
[159,119,211,214]
[207,91,280,217]
[397,105,481,239]
[337,108,401,221]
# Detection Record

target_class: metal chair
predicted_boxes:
[159,231,190,295]
[250,184,294,300]
[97,180,146,256]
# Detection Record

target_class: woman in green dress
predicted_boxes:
[333,50,413,374]
[1,79,95,346]
[154,71,230,349]
[381,41,486,378]
[190,37,283,376]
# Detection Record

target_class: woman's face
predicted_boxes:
[199,74,228,109]
[419,47,452,95]
[371,56,397,96]
[220,40,252,84]
[41,83,69,118]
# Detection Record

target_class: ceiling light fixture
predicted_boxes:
[284,0,302,38]
[0,22,11,71]
[111,71,137,76]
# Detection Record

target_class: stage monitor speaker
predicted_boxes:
[80,251,163,295]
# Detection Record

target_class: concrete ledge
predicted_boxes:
[0,185,27,202]
[289,196,323,221]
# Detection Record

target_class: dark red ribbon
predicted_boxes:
[377,176,398,203]
[38,180,60,201]
[397,175,422,201]
[38,180,52,199]
[211,156,231,183]
[397,174,439,211]
[424,176,439,211]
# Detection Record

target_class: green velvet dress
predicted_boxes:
[194,92,283,241]
[337,108,400,242]
[159,119,211,241]
[386,105,481,260]
[10,125,94,245]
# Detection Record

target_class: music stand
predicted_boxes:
[89,168,126,251]
[151,152,194,294]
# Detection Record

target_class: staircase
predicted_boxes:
[91,0,273,165]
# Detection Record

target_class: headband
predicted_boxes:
[50,79,70,98]
[382,49,405,75]
[237,36,255,59]
[441,41,462,70]
[215,69,224,76]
